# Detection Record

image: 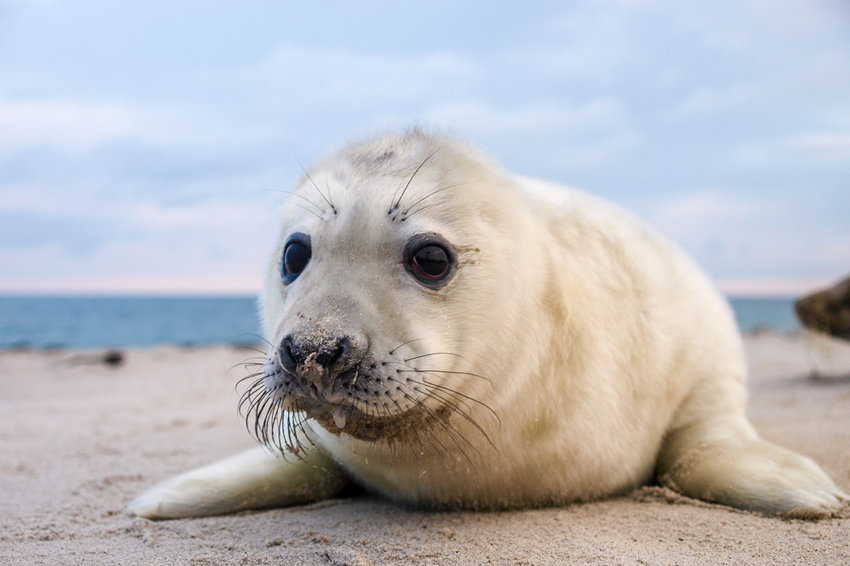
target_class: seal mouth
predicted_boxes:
[236,342,498,459]
[304,398,452,442]
[272,361,456,443]
[237,357,456,449]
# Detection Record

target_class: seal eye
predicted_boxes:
[281,233,311,284]
[412,245,449,279]
[403,234,457,289]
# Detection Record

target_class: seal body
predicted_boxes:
[129,130,847,519]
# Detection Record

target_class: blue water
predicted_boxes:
[0,296,262,350]
[729,297,800,334]
[0,295,799,350]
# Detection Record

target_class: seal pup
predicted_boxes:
[129,130,847,519]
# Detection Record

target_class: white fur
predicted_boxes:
[130,131,846,519]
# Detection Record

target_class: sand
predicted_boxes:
[1,332,848,565]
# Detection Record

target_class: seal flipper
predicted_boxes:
[657,414,848,518]
[127,446,347,519]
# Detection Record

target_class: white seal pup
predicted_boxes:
[129,130,847,519]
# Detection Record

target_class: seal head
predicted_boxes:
[250,132,530,461]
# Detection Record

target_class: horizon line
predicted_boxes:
[0,276,841,298]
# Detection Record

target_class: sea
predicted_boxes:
[0,295,801,350]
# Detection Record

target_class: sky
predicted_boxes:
[0,0,848,296]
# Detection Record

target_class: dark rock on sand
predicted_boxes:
[795,276,850,340]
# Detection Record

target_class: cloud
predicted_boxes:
[781,131,850,158]
[654,191,752,222]
[647,188,850,283]
[0,211,111,254]
[412,98,641,174]
[422,97,627,135]
[0,195,282,293]
[736,130,850,164]
[672,85,760,117]
[0,98,135,151]
[218,45,479,112]
[0,238,267,294]
[1,0,848,294]
[646,191,754,274]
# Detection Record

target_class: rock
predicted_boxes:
[795,275,850,340]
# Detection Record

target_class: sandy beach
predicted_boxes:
[1,331,848,565]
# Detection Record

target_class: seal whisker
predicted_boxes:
[389,338,427,356]
[392,376,495,452]
[415,424,454,469]
[290,201,325,221]
[387,394,430,465]
[283,409,305,460]
[279,189,325,217]
[285,409,304,459]
[394,387,477,465]
[296,405,319,452]
[234,335,273,355]
[393,365,492,384]
[238,380,266,428]
[389,148,440,213]
[403,352,467,363]
[238,373,266,405]
[401,181,477,219]
[254,335,275,350]
[242,374,267,397]
[389,377,481,447]
[278,408,302,460]
[268,399,284,454]
[377,400,400,461]
[396,369,499,424]
[257,395,277,445]
[234,350,326,462]
[286,402,304,450]
[271,400,287,451]
[401,182,469,213]
[297,159,337,215]
[237,383,266,417]
[237,349,271,360]
[234,370,264,393]
[406,380,477,422]
[383,396,417,461]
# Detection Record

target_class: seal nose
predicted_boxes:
[279,332,364,386]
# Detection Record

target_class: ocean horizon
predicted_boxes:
[0,294,802,351]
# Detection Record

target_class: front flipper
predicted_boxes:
[657,415,848,518]
[127,446,347,519]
